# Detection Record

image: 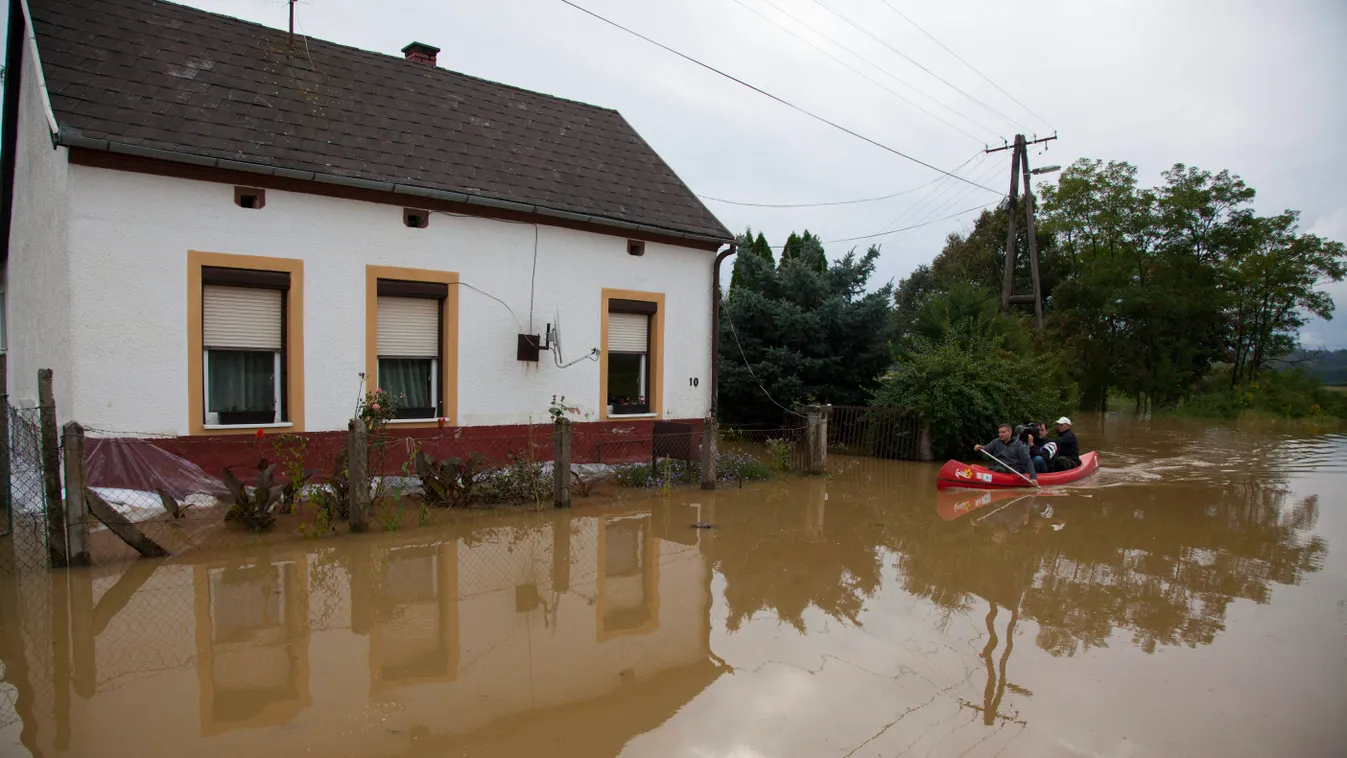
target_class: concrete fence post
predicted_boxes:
[700,416,717,490]
[347,418,370,532]
[38,369,68,568]
[806,405,828,475]
[61,421,90,566]
[553,419,571,508]
[918,423,934,462]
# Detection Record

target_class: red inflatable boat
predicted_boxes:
[936,451,1100,490]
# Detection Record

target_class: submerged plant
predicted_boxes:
[414,448,486,508]
[222,458,280,532]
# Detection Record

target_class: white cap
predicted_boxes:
[1056,416,1072,426]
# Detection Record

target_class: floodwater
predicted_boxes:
[2,414,1345,757]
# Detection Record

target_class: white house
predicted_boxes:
[0,0,731,457]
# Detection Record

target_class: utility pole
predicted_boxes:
[987,133,1057,328]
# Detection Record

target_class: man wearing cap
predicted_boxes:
[1051,417,1081,471]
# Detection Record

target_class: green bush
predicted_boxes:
[1175,367,1347,420]
[872,328,1075,459]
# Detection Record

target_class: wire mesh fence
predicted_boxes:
[1,405,54,574]
[0,404,881,568]
[825,405,929,461]
[48,420,727,561]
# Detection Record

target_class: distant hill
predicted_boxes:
[1274,349,1347,385]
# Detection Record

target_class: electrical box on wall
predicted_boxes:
[517,334,541,362]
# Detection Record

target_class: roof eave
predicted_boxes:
[59,133,734,246]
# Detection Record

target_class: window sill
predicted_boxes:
[387,418,447,425]
[609,412,657,419]
[203,422,293,430]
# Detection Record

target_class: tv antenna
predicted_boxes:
[544,307,599,368]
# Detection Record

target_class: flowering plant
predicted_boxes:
[548,394,580,423]
[355,373,402,432]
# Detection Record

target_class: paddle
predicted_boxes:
[977,448,1040,488]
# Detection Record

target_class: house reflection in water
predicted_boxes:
[194,558,311,735]
[1,503,722,757]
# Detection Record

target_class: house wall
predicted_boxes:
[63,165,715,435]
[4,30,72,411]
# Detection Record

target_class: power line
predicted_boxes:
[874,0,1054,132]
[726,0,1000,143]
[762,200,996,249]
[827,201,998,245]
[808,0,1030,133]
[698,151,981,208]
[558,0,1000,194]
[882,152,1006,231]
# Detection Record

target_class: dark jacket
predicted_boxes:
[1055,429,1080,461]
[982,437,1035,477]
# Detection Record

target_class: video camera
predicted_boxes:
[1014,423,1038,444]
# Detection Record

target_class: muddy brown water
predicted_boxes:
[1,414,1345,757]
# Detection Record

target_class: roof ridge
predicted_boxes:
[151,0,620,115]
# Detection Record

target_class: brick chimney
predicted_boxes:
[401,42,440,66]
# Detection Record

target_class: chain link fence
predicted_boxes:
[2,405,53,574]
[0,408,845,569]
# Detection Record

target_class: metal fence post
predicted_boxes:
[61,421,89,566]
[347,418,370,532]
[700,416,717,490]
[553,418,571,508]
[38,369,68,567]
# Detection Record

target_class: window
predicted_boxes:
[202,267,290,426]
[607,310,650,414]
[600,290,663,420]
[376,279,447,420]
[365,266,459,427]
[188,251,304,435]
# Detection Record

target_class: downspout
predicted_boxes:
[709,243,737,417]
[0,0,28,263]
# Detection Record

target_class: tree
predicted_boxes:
[729,228,775,293]
[718,246,894,424]
[1225,212,1346,386]
[779,230,827,273]
[874,287,1073,458]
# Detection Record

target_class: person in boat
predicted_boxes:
[1028,421,1055,473]
[1050,417,1081,471]
[974,424,1037,482]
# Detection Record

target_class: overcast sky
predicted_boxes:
[15,0,1347,346]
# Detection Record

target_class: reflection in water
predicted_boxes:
[0,417,1343,757]
[196,558,310,733]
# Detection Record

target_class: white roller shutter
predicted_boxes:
[608,312,649,353]
[378,296,440,357]
[203,286,282,350]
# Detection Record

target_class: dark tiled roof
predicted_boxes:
[28,0,731,242]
